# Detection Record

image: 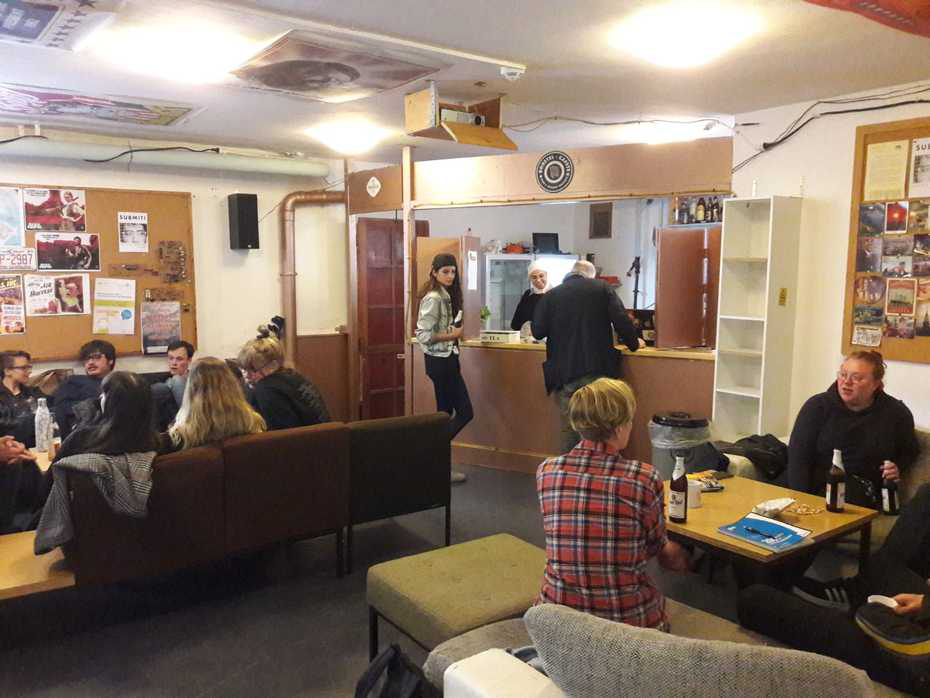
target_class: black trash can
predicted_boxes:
[648,412,713,480]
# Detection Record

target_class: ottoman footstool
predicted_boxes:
[366,533,546,659]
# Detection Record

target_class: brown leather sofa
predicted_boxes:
[62,415,450,586]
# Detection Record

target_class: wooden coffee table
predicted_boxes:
[664,476,878,572]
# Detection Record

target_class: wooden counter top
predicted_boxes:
[459,340,714,361]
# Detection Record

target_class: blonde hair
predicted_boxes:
[237,337,285,374]
[568,378,637,442]
[170,357,265,449]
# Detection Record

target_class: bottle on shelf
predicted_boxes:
[696,197,706,222]
[826,448,846,513]
[673,199,680,224]
[881,460,899,515]
[34,397,51,453]
[688,198,697,225]
[679,198,690,224]
[710,196,719,222]
[669,455,688,523]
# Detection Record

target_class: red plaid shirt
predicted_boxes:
[536,440,669,630]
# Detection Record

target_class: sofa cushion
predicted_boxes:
[524,603,874,698]
[348,412,450,525]
[222,422,349,554]
[66,445,226,585]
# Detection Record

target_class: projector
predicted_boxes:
[440,108,486,126]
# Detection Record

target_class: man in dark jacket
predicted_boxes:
[54,340,115,438]
[532,260,641,453]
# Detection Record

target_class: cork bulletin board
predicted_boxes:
[842,116,930,363]
[0,185,196,362]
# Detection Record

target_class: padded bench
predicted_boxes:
[366,533,546,659]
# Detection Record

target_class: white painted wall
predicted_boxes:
[733,82,930,428]
[3,156,345,374]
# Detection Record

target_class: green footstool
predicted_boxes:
[366,533,546,659]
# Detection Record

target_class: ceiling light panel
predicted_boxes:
[303,118,395,155]
[609,1,763,69]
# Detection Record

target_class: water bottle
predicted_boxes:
[34,397,51,453]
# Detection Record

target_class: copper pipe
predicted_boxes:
[279,190,346,366]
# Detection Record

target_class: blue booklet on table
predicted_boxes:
[718,512,812,552]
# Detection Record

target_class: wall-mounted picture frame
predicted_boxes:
[589,202,612,239]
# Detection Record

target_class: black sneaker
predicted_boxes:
[791,576,852,612]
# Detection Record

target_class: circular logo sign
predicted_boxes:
[536,151,574,193]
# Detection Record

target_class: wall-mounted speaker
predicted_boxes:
[228,193,259,249]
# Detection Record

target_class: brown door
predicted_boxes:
[357,217,427,419]
[655,226,706,348]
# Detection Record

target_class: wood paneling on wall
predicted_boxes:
[295,333,349,421]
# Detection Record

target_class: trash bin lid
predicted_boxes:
[651,411,709,428]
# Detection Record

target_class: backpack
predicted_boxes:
[719,434,788,480]
[355,644,440,698]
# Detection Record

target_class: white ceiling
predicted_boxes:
[2,0,930,164]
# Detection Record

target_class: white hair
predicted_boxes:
[571,260,597,278]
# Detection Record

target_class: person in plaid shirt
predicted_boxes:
[536,377,690,631]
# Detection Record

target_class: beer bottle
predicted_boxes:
[696,197,706,222]
[826,448,846,513]
[669,455,688,523]
[881,460,899,515]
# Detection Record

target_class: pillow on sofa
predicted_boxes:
[524,604,874,698]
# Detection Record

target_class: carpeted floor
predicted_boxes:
[0,462,837,697]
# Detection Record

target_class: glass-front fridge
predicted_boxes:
[484,254,579,331]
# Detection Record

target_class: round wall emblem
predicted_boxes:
[535,151,574,193]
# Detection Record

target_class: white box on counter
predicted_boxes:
[479,330,522,344]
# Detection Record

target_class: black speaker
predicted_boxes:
[228,193,259,249]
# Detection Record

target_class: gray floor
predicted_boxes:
[0,463,826,697]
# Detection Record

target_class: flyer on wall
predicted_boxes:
[35,233,100,271]
[852,324,882,347]
[118,211,148,253]
[0,247,37,272]
[911,138,930,199]
[0,187,24,246]
[92,278,136,335]
[863,140,908,201]
[140,301,181,354]
[0,274,25,335]
[24,273,90,315]
[22,188,86,231]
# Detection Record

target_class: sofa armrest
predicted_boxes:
[444,649,564,698]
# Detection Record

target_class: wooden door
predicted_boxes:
[357,217,427,419]
[655,226,706,348]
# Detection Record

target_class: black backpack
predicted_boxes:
[719,434,788,481]
[355,644,440,698]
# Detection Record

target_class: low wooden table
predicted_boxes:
[665,476,878,573]
[0,531,74,601]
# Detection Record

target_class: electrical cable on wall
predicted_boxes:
[82,145,220,164]
[0,134,48,146]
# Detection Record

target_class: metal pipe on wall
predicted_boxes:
[279,190,346,366]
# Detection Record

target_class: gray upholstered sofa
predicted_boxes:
[436,602,905,697]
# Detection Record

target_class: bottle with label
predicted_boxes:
[34,397,51,453]
[826,448,846,513]
[695,197,706,222]
[688,198,697,225]
[710,197,719,222]
[679,198,690,224]
[669,455,688,523]
[881,460,899,515]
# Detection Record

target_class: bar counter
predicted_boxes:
[411,340,715,473]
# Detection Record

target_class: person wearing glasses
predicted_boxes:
[0,351,42,441]
[54,340,116,438]
[787,350,919,507]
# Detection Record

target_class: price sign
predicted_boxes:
[0,247,37,272]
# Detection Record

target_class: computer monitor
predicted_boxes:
[532,233,560,254]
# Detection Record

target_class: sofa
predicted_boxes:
[437,602,905,697]
[60,413,451,586]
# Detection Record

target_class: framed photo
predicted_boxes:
[589,202,612,239]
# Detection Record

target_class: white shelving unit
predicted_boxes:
[712,196,802,442]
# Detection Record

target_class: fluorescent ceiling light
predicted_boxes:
[304,118,394,155]
[617,120,718,145]
[609,2,762,68]
[80,21,268,84]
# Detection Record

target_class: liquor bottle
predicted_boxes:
[881,461,899,515]
[669,455,688,523]
[710,197,719,222]
[34,397,51,453]
[673,199,680,224]
[695,197,706,222]
[679,198,690,224]
[826,448,846,513]
[688,198,697,225]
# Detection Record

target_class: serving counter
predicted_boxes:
[411,340,715,473]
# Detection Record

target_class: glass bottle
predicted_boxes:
[669,455,688,523]
[826,448,846,513]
